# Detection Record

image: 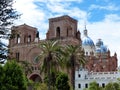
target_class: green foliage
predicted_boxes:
[32,82,48,90]
[0,61,27,90]
[44,71,56,87]
[38,40,62,74]
[87,81,101,90]
[0,65,5,89]
[56,72,70,90]
[104,82,120,90]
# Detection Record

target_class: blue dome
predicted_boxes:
[96,45,108,53]
[100,45,108,53]
[82,36,94,46]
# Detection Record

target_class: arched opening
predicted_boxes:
[56,27,60,38]
[28,74,42,90]
[28,35,31,42]
[36,31,39,38]
[29,74,42,82]
[17,34,20,44]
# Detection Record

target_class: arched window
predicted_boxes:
[17,34,20,44]
[28,35,31,42]
[56,27,60,38]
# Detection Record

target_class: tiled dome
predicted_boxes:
[82,36,94,46]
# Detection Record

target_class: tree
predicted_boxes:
[88,81,102,90]
[37,40,62,90]
[0,0,20,63]
[0,0,19,38]
[104,82,120,90]
[61,45,85,90]
[3,61,27,90]
[56,72,70,90]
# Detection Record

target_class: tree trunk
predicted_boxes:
[71,55,75,90]
[48,60,50,90]
[48,53,52,90]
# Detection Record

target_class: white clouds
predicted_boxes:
[89,4,119,11]
[104,14,120,22]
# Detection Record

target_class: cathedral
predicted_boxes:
[9,15,118,83]
[82,28,117,72]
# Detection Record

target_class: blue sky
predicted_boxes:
[13,0,120,66]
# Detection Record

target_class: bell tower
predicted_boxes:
[9,24,40,61]
[9,24,39,47]
[46,15,80,40]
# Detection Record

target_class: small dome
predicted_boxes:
[100,45,108,53]
[82,36,94,46]
[96,39,108,53]
[96,46,108,53]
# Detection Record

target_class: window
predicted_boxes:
[97,83,99,87]
[102,83,105,88]
[78,84,81,88]
[17,34,20,44]
[56,27,60,38]
[78,74,81,78]
[36,31,39,38]
[16,52,19,61]
[85,83,88,88]
[86,52,88,55]
[28,35,31,42]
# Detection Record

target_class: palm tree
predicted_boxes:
[37,40,62,90]
[61,45,85,90]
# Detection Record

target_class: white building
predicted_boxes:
[75,68,120,90]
